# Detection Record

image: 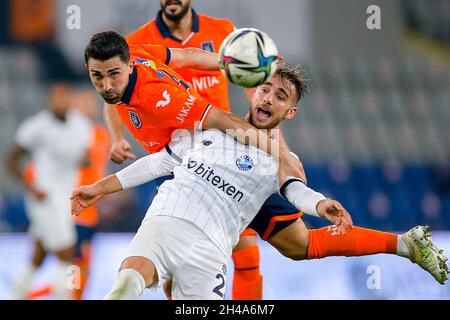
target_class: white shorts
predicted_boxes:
[25,195,76,252]
[124,215,228,300]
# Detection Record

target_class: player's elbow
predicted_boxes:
[298,162,307,185]
[171,47,199,69]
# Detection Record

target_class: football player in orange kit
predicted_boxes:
[103,0,287,300]
[71,89,111,300]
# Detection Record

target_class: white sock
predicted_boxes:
[396,235,410,258]
[103,269,146,300]
[53,261,72,300]
[9,264,37,300]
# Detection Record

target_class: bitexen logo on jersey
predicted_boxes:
[186,159,244,202]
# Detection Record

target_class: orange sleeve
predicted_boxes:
[129,44,170,65]
[148,86,211,130]
[225,19,236,34]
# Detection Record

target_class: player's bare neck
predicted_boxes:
[162,10,193,40]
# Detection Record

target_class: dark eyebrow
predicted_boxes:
[108,68,121,74]
[90,69,102,75]
[277,87,289,97]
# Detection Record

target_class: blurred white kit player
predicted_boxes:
[17,110,91,250]
[8,84,91,299]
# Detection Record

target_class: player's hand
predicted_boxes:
[110,138,136,164]
[70,185,102,216]
[25,183,47,201]
[316,199,353,234]
[31,188,47,201]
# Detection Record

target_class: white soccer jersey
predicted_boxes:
[118,129,280,256]
[15,110,91,197]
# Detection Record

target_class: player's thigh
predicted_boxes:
[268,218,309,260]
[172,237,228,300]
[124,216,200,290]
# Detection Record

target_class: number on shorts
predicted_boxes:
[213,274,225,298]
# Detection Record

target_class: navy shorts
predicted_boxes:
[75,224,97,259]
[248,193,301,240]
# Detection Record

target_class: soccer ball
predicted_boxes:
[219,28,279,88]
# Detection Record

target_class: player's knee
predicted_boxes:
[232,245,260,270]
[120,256,158,287]
[269,225,309,261]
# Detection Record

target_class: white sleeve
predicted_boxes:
[115,149,180,190]
[115,129,194,189]
[165,128,195,160]
[15,117,40,150]
[279,177,326,218]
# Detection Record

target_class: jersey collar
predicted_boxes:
[155,8,200,42]
[121,67,138,105]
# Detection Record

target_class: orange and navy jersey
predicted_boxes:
[74,124,111,227]
[116,44,212,154]
[126,9,234,112]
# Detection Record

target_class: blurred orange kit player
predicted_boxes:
[71,91,111,300]
[105,0,262,299]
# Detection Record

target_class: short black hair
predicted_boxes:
[275,63,309,103]
[84,30,130,65]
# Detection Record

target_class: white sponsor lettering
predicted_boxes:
[192,76,220,91]
[176,95,197,123]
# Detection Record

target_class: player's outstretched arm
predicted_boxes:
[280,177,353,232]
[203,107,306,183]
[71,175,122,216]
[71,148,182,216]
[103,103,136,164]
[169,48,219,71]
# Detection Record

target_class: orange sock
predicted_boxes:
[232,245,263,300]
[27,285,52,299]
[307,226,398,259]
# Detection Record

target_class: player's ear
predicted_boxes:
[128,60,135,74]
[285,106,298,120]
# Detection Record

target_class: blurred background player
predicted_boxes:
[71,89,111,300]
[26,89,112,300]
[5,83,91,300]
[105,0,265,300]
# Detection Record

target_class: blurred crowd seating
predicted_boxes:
[401,0,450,47]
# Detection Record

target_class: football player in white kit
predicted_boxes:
[71,64,353,299]
[6,83,92,299]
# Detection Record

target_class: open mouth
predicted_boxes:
[256,107,272,120]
